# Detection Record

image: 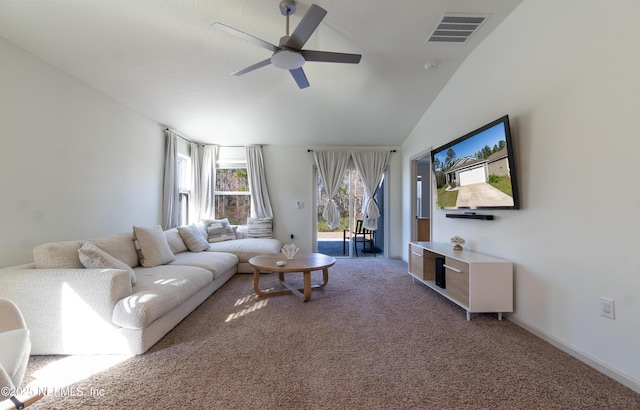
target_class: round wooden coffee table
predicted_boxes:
[249,252,336,302]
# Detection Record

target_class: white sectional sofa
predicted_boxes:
[0,223,282,355]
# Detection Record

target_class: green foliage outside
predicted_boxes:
[487,175,513,197]
[475,141,505,160]
[434,171,446,188]
[436,187,458,208]
[215,168,250,224]
[316,169,367,233]
[225,215,243,225]
[317,215,349,232]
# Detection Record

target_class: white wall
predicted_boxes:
[0,36,164,268]
[401,0,640,390]
[264,145,403,258]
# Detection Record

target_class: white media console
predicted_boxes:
[408,242,513,320]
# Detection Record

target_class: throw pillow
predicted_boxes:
[132,225,176,268]
[177,224,210,252]
[195,221,208,239]
[234,225,248,239]
[247,217,273,238]
[78,241,137,285]
[164,228,189,254]
[33,240,85,269]
[202,218,236,243]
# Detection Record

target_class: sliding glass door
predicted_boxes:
[315,167,385,258]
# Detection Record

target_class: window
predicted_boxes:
[177,141,192,226]
[215,147,250,225]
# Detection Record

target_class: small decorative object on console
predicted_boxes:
[281,243,299,259]
[451,236,465,251]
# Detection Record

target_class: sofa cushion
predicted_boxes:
[177,224,210,252]
[247,217,273,238]
[33,240,84,269]
[112,265,213,329]
[202,218,236,243]
[234,225,248,239]
[91,232,140,268]
[132,225,176,268]
[170,251,238,279]
[207,238,282,263]
[164,228,189,254]
[78,242,137,285]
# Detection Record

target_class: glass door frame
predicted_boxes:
[313,165,389,258]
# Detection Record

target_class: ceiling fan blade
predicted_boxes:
[231,58,272,76]
[289,68,310,89]
[212,22,278,52]
[285,4,327,50]
[300,50,362,64]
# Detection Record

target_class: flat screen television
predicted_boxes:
[431,115,520,211]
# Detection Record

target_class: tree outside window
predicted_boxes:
[215,168,250,225]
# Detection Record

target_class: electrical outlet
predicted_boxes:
[600,297,615,320]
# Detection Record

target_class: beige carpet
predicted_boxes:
[22,258,640,409]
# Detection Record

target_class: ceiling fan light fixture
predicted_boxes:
[271,49,305,70]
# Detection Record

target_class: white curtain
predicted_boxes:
[200,145,218,219]
[189,143,201,224]
[314,150,351,230]
[351,151,390,231]
[162,129,179,230]
[246,146,273,218]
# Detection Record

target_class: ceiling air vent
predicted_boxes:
[427,14,490,43]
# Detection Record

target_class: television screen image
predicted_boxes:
[431,115,519,210]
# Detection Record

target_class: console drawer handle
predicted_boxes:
[443,264,461,273]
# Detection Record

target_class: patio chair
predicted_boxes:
[343,220,376,257]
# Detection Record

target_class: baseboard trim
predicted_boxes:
[506,313,640,394]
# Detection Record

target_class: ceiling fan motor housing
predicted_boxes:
[280,0,296,16]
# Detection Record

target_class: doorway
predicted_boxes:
[315,167,385,258]
[411,151,432,242]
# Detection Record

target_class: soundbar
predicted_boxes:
[446,213,494,220]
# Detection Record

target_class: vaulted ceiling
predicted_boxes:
[0,0,522,146]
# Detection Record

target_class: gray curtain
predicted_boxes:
[351,151,390,231]
[246,146,273,218]
[314,150,351,230]
[189,142,201,224]
[162,129,179,230]
[200,145,218,219]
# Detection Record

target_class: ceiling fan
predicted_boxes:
[213,0,361,89]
